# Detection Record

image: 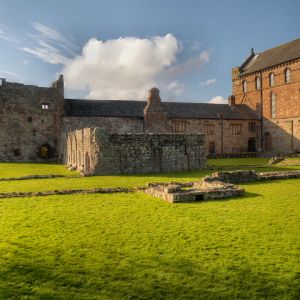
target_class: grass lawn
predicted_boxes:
[207,157,269,167]
[0,162,74,178]
[0,160,299,299]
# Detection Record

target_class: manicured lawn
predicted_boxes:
[1,164,300,194]
[0,180,299,299]
[207,157,269,167]
[0,161,299,299]
[0,162,73,178]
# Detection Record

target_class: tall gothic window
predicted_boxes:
[242,80,247,93]
[269,73,275,87]
[255,76,261,90]
[284,68,291,83]
[271,92,276,118]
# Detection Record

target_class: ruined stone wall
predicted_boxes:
[65,128,206,175]
[0,76,64,161]
[65,128,99,173]
[231,59,300,152]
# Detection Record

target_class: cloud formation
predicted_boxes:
[22,22,78,65]
[208,96,227,104]
[0,22,215,101]
[200,78,216,86]
[63,34,183,100]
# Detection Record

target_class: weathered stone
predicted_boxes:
[268,157,285,165]
[64,128,206,175]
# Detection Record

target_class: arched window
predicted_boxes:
[271,92,276,118]
[269,73,275,87]
[284,68,291,83]
[255,76,261,90]
[242,80,247,93]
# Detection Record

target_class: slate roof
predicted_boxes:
[64,99,259,120]
[239,38,300,76]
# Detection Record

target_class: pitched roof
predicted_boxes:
[239,38,300,76]
[64,99,259,120]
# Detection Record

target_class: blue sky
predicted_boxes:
[0,0,299,102]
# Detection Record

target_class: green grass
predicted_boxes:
[207,157,269,167]
[0,162,74,178]
[0,181,299,299]
[0,161,299,299]
[1,165,300,194]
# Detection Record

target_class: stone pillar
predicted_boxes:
[143,87,168,133]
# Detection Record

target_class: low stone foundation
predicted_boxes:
[144,181,244,203]
[204,170,300,184]
[0,187,133,199]
[144,169,300,203]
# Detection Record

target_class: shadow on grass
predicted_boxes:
[177,191,262,206]
[0,252,299,300]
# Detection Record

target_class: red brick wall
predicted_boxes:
[232,59,300,152]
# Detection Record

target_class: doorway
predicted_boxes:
[248,138,256,152]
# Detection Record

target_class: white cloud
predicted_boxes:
[200,78,216,86]
[208,96,227,104]
[22,22,78,65]
[63,34,183,100]
[163,81,185,99]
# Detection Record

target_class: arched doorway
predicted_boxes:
[263,132,272,151]
[39,144,54,159]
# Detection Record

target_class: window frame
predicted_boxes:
[284,68,291,83]
[271,92,276,119]
[269,73,275,87]
[242,80,247,94]
[42,103,50,110]
[204,124,214,135]
[230,124,242,135]
[255,76,261,90]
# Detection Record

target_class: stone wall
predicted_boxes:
[65,128,206,175]
[0,76,64,161]
[166,118,260,154]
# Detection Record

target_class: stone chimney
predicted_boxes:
[228,95,236,106]
[143,87,168,133]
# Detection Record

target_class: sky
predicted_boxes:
[0,0,299,103]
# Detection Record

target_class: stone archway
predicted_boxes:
[263,132,272,151]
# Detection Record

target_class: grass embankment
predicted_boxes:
[0,159,299,299]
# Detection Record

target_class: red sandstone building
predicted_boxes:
[230,38,300,153]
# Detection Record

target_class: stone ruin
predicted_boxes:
[64,128,206,175]
[144,169,300,203]
[144,180,244,203]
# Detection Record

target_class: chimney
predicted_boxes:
[147,87,161,106]
[228,95,236,106]
[143,87,168,133]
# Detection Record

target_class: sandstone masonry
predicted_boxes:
[65,128,206,175]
